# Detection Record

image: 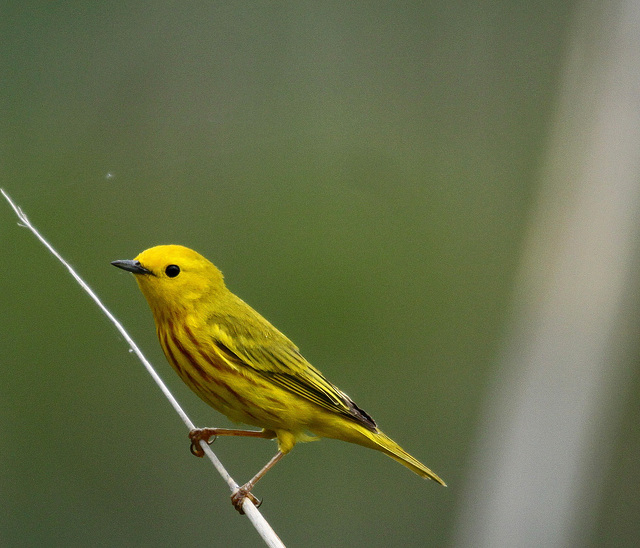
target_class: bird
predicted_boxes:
[112,244,445,512]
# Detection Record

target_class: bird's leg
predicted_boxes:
[189,428,276,457]
[232,450,286,514]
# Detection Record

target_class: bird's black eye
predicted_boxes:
[165,264,180,278]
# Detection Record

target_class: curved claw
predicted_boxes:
[188,429,217,457]
[231,486,262,515]
[189,441,204,457]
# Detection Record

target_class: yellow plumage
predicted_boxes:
[112,244,445,510]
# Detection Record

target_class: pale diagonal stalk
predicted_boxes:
[1,189,285,548]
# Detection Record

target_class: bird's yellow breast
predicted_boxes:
[156,317,322,438]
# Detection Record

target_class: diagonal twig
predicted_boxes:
[1,188,285,548]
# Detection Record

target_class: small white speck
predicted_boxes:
[129,348,134,353]
[105,172,115,181]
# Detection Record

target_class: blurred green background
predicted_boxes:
[3,2,639,547]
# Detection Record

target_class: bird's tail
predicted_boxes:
[352,426,447,486]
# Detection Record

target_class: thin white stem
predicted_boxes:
[2,189,285,548]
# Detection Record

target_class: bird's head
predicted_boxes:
[112,245,226,317]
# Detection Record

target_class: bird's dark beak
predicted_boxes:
[111,259,153,275]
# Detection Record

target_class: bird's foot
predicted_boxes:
[188,428,218,457]
[231,484,262,515]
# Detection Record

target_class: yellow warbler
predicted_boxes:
[112,245,445,511]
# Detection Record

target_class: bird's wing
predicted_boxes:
[207,310,377,431]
